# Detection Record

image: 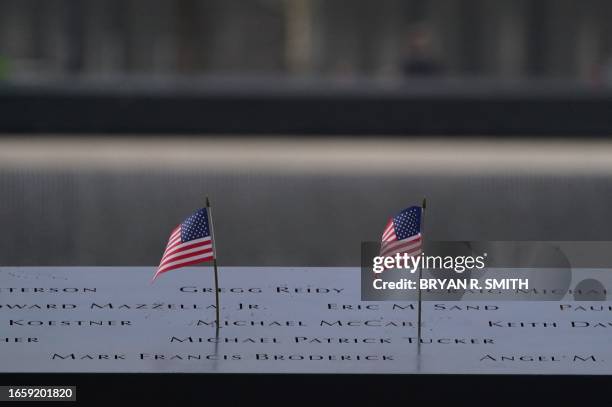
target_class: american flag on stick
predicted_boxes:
[152,207,215,281]
[380,206,423,258]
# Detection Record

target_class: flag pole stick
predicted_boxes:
[206,197,220,330]
[417,197,426,348]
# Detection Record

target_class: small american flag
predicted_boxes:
[380,206,423,257]
[152,208,215,281]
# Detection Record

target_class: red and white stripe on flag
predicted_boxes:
[380,218,422,258]
[152,225,214,281]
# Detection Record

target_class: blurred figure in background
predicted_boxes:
[400,24,444,77]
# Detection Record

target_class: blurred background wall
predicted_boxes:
[1,1,612,268]
[1,0,612,84]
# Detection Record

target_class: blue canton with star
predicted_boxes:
[392,206,422,240]
[181,208,211,243]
